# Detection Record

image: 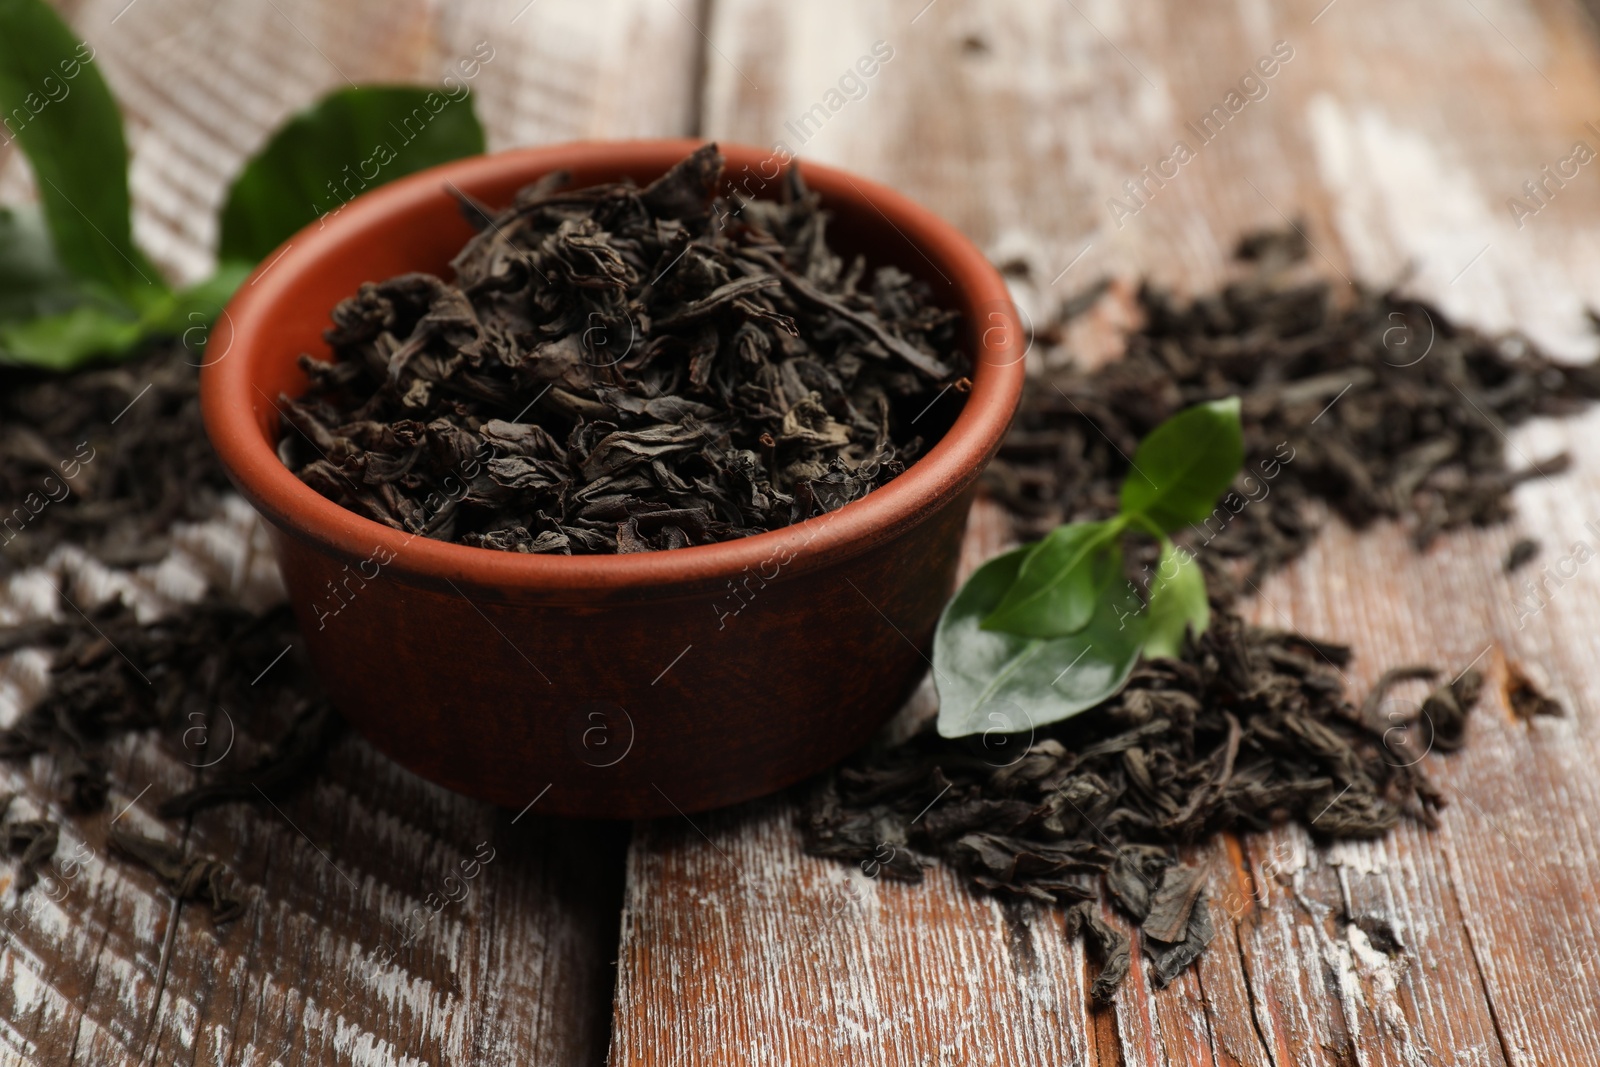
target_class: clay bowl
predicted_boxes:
[202,139,1024,818]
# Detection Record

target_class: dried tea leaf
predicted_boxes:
[1147,898,1213,986]
[1104,846,1168,921]
[158,700,341,817]
[1506,662,1563,719]
[109,826,245,924]
[0,795,58,894]
[1421,669,1480,752]
[1142,864,1206,944]
[1504,538,1540,573]
[1066,901,1132,1003]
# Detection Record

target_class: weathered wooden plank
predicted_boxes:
[0,2,701,1064]
[611,0,1600,1064]
[0,508,625,1067]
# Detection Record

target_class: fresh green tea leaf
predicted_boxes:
[0,300,142,369]
[1142,539,1209,660]
[936,396,1239,737]
[1119,397,1243,531]
[0,261,249,371]
[981,519,1120,638]
[936,547,1145,739]
[219,85,486,263]
[0,203,80,321]
[0,0,154,299]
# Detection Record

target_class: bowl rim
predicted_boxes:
[201,138,1024,595]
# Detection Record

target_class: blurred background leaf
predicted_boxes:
[0,203,80,321]
[0,263,251,371]
[218,85,486,263]
[0,0,156,302]
[0,299,143,370]
[0,24,483,370]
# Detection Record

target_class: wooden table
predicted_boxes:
[5,0,1600,1063]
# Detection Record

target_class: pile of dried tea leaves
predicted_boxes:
[0,343,233,575]
[0,598,331,812]
[806,614,1483,1000]
[804,229,1593,999]
[0,337,334,920]
[989,229,1600,599]
[278,144,967,555]
[0,590,333,921]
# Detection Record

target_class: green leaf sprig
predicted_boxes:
[0,0,486,370]
[935,397,1244,738]
[218,84,487,264]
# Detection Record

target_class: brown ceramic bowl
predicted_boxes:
[202,139,1023,818]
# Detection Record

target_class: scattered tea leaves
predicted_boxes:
[0,345,321,914]
[0,598,315,810]
[109,826,245,924]
[810,611,1486,998]
[0,341,233,574]
[158,700,342,817]
[815,230,1595,1000]
[989,230,1600,596]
